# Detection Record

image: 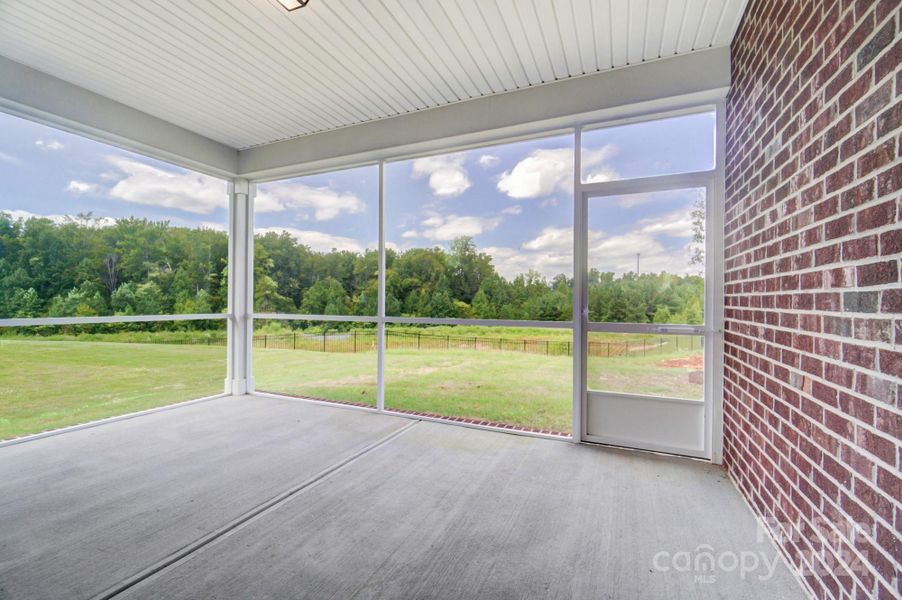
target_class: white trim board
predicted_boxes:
[0,56,237,178]
[238,47,731,180]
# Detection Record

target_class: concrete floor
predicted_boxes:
[0,395,805,600]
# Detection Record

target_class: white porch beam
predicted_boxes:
[0,56,238,178]
[238,46,730,180]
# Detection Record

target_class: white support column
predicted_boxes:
[709,101,727,464]
[226,178,254,395]
[572,127,585,443]
[376,161,386,412]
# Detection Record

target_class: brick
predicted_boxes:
[854,79,893,126]
[880,229,902,255]
[842,235,878,260]
[841,444,875,479]
[875,100,902,138]
[856,428,896,465]
[874,407,901,438]
[857,200,898,232]
[825,215,854,240]
[839,179,874,210]
[839,70,872,111]
[843,291,879,312]
[853,317,893,343]
[879,349,902,378]
[827,163,856,193]
[857,139,896,178]
[876,466,901,500]
[880,289,902,312]
[854,373,898,405]
[814,148,840,179]
[856,260,899,286]
[873,36,901,83]
[876,163,902,196]
[857,18,896,70]
[839,392,875,423]
[844,343,877,369]
[840,122,874,160]
[855,480,894,523]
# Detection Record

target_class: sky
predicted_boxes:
[0,112,229,230]
[1,109,714,280]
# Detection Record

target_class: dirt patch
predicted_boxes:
[658,354,704,369]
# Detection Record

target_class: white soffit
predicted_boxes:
[0,0,746,151]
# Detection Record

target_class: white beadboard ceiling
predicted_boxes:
[0,0,746,150]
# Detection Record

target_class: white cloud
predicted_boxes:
[484,216,696,280]
[106,156,227,215]
[0,152,25,167]
[36,139,65,151]
[401,230,419,239]
[484,244,573,281]
[66,180,100,195]
[500,205,522,216]
[411,153,471,198]
[497,148,572,199]
[586,230,693,275]
[477,154,499,168]
[496,145,619,199]
[256,227,365,253]
[416,214,502,241]
[255,182,364,221]
[2,209,115,228]
[522,226,574,252]
[638,212,693,237]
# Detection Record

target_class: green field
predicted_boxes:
[1,333,703,440]
[0,339,225,440]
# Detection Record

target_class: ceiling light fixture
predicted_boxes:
[277,0,310,10]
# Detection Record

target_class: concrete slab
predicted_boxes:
[119,418,805,600]
[0,395,408,599]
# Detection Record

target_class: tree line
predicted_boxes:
[0,213,703,327]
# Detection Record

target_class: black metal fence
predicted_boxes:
[249,330,702,357]
[14,329,702,357]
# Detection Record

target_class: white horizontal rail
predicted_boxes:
[254,313,379,323]
[654,325,706,335]
[383,317,573,329]
[580,170,713,197]
[253,314,574,329]
[0,313,228,328]
[585,322,706,334]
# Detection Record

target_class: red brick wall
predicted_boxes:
[724,0,901,598]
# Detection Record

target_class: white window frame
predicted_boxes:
[244,102,726,462]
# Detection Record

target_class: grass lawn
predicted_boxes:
[255,345,703,433]
[255,347,572,431]
[0,339,224,440]
[2,335,704,440]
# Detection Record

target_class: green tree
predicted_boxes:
[652,306,672,323]
[447,236,493,303]
[471,288,495,319]
[300,277,349,315]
